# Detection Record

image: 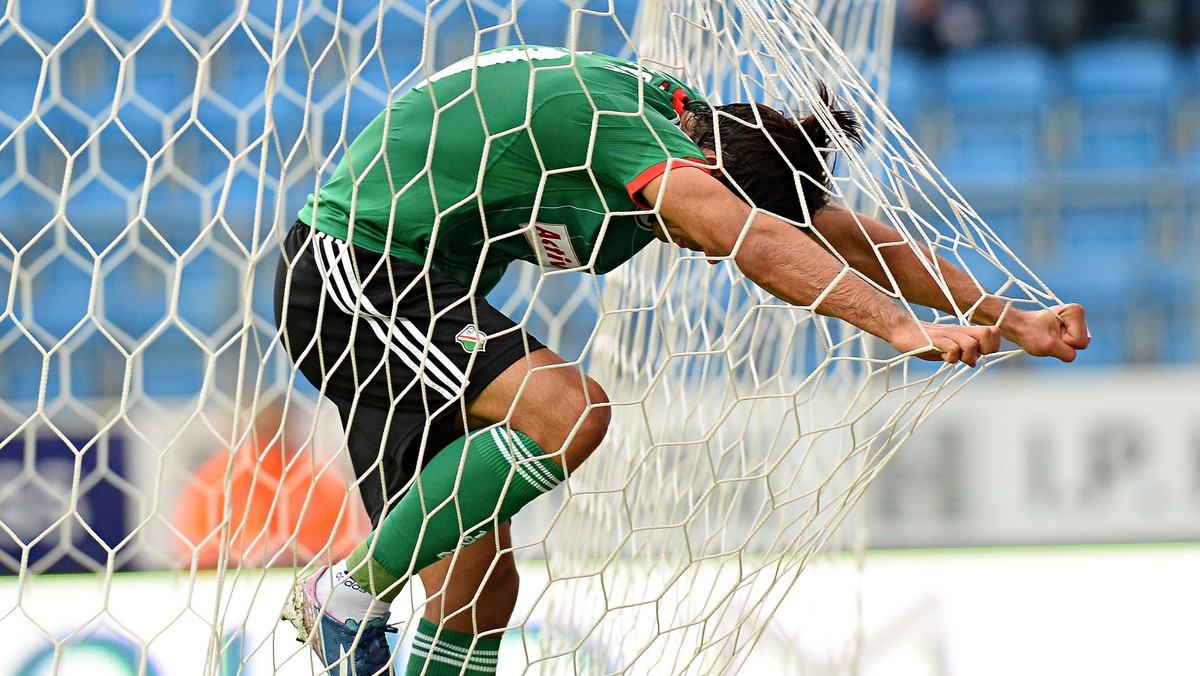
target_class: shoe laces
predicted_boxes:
[343,617,399,636]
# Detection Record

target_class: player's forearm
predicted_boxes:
[735,216,911,340]
[644,170,913,340]
[883,242,1011,326]
[811,206,1011,326]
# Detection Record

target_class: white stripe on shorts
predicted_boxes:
[311,232,465,401]
[319,234,467,394]
[326,235,468,389]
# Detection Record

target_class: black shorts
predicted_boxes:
[273,222,544,525]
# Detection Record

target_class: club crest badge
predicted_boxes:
[455,324,487,353]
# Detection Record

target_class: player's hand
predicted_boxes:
[1002,303,1091,362]
[888,321,1002,367]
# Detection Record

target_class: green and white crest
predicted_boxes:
[455,324,487,352]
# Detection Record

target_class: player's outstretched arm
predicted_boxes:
[808,205,1090,362]
[640,168,1000,366]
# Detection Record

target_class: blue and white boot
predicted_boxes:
[282,566,397,675]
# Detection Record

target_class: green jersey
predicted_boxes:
[298,46,709,294]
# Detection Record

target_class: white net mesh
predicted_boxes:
[0,0,1066,674]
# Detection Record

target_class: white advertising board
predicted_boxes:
[866,366,1200,547]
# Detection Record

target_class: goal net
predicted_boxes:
[0,0,1057,674]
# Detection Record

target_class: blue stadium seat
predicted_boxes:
[951,176,1052,256]
[0,182,58,247]
[0,331,52,400]
[1062,39,1182,171]
[18,1,85,46]
[972,202,1024,251]
[356,18,427,97]
[218,170,275,224]
[1057,198,1153,256]
[943,45,1055,105]
[0,37,42,124]
[1025,173,1194,366]
[169,4,235,39]
[243,96,310,179]
[176,250,241,338]
[24,107,93,194]
[326,0,385,25]
[68,332,127,399]
[192,99,247,165]
[94,0,163,42]
[513,0,573,48]
[572,0,640,56]
[881,49,931,144]
[54,31,121,119]
[280,19,345,103]
[204,31,271,110]
[139,326,207,398]
[62,180,133,251]
[29,257,94,343]
[1180,44,1200,174]
[1137,271,1200,363]
[1028,182,1146,295]
[1067,38,1179,99]
[0,151,25,242]
[142,177,206,252]
[936,44,1056,182]
[1143,198,1200,364]
[102,253,170,341]
[99,109,163,191]
[131,32,199,116]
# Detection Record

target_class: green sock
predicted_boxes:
[405,618,502,675]
[347,427,564,600]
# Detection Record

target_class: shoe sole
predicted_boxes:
[281,582,311,641]
[281,573,330,666]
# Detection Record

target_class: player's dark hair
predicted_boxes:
[685,83,863,223]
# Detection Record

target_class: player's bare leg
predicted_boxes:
[418,522,517,633]
[403,522,517,673]
[394,350,609,674]
[282,345,606,676]
[461,346,611,472]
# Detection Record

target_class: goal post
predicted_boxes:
[0,0,1063,674]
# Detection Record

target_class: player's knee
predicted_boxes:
[562,378,610,472]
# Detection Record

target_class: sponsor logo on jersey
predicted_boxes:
[455,324,487,353]
[524,222,582,270]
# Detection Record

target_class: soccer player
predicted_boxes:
[275,45,1089,675]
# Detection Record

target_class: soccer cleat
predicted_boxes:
[282,566,397,675]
